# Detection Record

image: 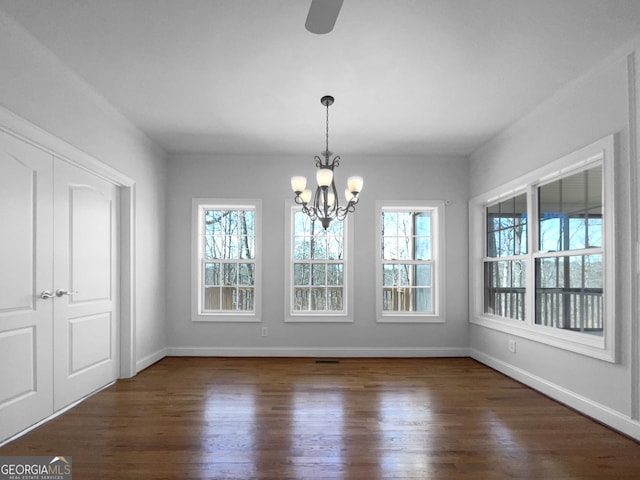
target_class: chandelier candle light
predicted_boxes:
[291,95,364,230]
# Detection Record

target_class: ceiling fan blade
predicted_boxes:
[305,0,344,34]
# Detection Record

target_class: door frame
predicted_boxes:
[0,106,137,378]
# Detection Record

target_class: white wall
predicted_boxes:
[166,154,470,356]
[0,10,168,371]
[469,45,640,438]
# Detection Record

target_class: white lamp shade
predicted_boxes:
[291,176,307,193]
[316,168,334,187]
[347,176,363,193]
[344,188,353,202]
[300,189,313,203]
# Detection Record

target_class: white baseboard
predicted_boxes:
[135,347,167,373]
[166,346,470,358]
[470,349,640,441]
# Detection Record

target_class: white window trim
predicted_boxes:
[284,201,354,323]
[375,200,446,324]
[191,198,262,322]
[469,135,616,362]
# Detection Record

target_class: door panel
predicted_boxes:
[0,130,54,443]
[70,186,113,302]
[53,161,119,411]
[69,313,113,374]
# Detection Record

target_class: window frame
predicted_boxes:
[284,201,354,323]
[191,198,262,322]
[375,200,446,323]
[469,135,616,362]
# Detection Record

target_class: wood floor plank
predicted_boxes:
[1,357,639,479]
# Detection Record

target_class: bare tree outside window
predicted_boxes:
[292,211,345,312]
[202,208,256,312]
[381,209,434,313]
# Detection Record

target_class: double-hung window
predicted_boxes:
[376,201,445,323]
[192,199,261,322]
[284,203,353,322]
[470,136,615,361]
[484,193,528,320]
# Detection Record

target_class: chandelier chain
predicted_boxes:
[325,100,330,155]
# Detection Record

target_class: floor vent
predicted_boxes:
[315,359,340,364]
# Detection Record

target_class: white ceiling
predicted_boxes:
[1,0,640,157]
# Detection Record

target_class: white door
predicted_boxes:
[53,160,119,410]
[0,131,54,442]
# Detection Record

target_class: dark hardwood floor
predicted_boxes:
[1,357,639,479]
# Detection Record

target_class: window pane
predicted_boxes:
[294,211,312,235]
[396,264,411,286]
[293,288,309,311]
[414,287,432,313]
[396,235,411,260]
[382,211,398,236]
[241,211,255,236]
[415,212,431,236]
[235,287,253,311]
[294,263,310,285]
[327,264,343,286]
[535,254,603,333]
[204,235,224,259]
[327,288,343,311]
[415,236,431,260]
[238,263,254,286]
[486,194,527,257]
[326,234,344,260]
[294,236,311,260]
[538,166,602,252]
[222,264,237,285]
[204,263,220,286]
[312,264,326,285]
[483,260,526,320]
[584,254,603,289]
[326,218,343,237]
[382,237,398,260]
[204,286,221,310]
[311,236,327,259]
[382,264,395,286]
[415,264,431,287]
[310,288,326,310]
[205,210,225,235]
[239,235,255,259]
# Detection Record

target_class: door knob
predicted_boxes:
[40,290,55,299]
[55,288,78,297]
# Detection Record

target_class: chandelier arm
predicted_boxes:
[329,178,340,216]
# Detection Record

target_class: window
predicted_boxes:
[192,199,261,322]
[535,166,603,333]
[484,194,528,321]
[284,203,353,322]
[469,136,615,361]
[376,201,445,323]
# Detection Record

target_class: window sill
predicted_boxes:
[285,313,353,323]
[192,313,261,323]
[470,314,615,363]
[377,315,445,324]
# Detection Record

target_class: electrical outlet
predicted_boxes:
[261,327,268,337]
[508,339,517,353]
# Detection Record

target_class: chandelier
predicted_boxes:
[291,95,364,230]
